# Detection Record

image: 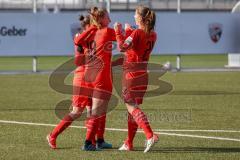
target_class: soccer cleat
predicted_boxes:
[82,141,100,151]
[143,134,159,153]
[46,134,56,149]
[96,141,113,149]
[118,142,133,151]
[82,144,100,151]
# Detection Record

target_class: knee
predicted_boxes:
[86,106,92,118]
[69,107,83,119]
[126,103,138,114]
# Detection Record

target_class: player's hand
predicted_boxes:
[124,23,132,30]
[88,25,98,31]
[114,22,122,32]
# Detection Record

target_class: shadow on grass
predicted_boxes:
[43,146,240,153]
[95,147,240,153]
[149,147,240,153]
[101,147,240,153]
[170,90,240,96]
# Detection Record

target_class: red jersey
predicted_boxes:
[116,29,157,63]
[74,26,116,95]
[90,27,116,93]
[72,32,95,108]
[74,26,115,70]
[74,25,97,48]
[74,31,96,75]
[115,28,157,105]
[93,27,116,64]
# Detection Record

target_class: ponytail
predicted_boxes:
[136,6,156,34]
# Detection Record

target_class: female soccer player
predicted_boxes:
[47,13,112,150]
[74,14,112,150]
[114,6,158,153]
[74,7,116,151]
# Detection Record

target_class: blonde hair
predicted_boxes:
[136,6,156,34]
[89,7,108,29]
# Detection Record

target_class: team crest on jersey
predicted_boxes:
[208,23,223,43]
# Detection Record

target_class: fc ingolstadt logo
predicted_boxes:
[208,23,223,43]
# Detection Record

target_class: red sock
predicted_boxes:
[51,114,74,138]
[97,114,106,140]
[126,112,138,146]
[85,118,96,145]
[85,115,99,141]
[131,108,153,139]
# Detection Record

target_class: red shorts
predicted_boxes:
[72,70,92,108]
[83,64,113,101]
[122,70,148,105]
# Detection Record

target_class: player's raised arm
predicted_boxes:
[74,25,97,45]
[125,23,134,37]
[114,22,136,52]
[74,35,85,66]
[74,15,90,66]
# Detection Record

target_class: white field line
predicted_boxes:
[1,120,239,133]
[155,132,240,142]
[0,120,240,142]
[154,129,240,133]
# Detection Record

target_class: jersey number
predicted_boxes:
[87,40,96,56]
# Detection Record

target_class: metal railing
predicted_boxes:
[0,0,239,11]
